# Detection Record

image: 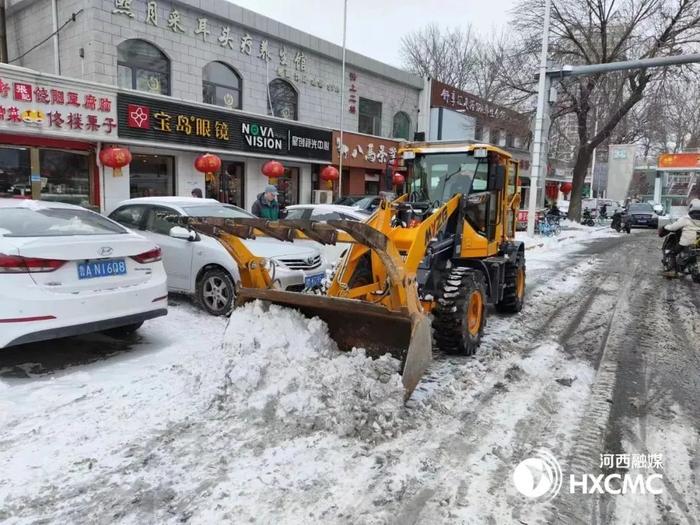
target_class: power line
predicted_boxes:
[9,9,83,64]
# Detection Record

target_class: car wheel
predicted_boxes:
[197,268,235,316]
[102,322,143,338]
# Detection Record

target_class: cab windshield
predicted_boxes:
[410,152,487,204]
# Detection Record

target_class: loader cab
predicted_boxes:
[402,144,518,257]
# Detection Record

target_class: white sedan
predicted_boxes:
[0,199,167,349]
[108,197,332,315]
[283,204,369,262]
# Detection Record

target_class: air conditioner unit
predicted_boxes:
[313,190,333,204]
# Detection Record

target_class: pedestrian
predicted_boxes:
[252,184,280,219]
[191,188,203,198]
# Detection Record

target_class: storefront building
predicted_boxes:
[0,64,117,209]
[112,90,332,213]
[332,131,400,197]
[6,0,422,142]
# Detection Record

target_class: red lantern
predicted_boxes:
[194,153,222,182]
[560,182,573,195]
[319,165,339,190]
[99,147,132,177]
[545,183,559,200]
[392,172,405,186]
[261,160,285,181]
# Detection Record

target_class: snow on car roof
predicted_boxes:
[0,198,84,210]
[116,196,222,207]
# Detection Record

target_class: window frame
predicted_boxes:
[202,61,242,110]
[392,111,411,139]
[117,39,171,96]
[144,205,182,236]
[267,78,299,120]
[358,97,383,135]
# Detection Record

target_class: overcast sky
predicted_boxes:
[231,0,517,68]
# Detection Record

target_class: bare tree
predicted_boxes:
[400,24,479,93]
[513,0,700,220]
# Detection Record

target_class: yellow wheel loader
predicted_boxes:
[179,142,525,400]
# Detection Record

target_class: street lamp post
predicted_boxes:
[526,0,552,237]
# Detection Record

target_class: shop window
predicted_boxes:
[206,161,245,208]
[506,132,514,148]
[276,167,300,207]
[203,61,242,109]
[392,111,411,139]
[359,98,382,135]
[474,123,483,141]
[0,146,31,197]
[129,155,175,198]
[267,79,298,120]
[117,39,170,96]
[39,150,91,206]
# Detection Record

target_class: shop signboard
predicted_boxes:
[0,68,117,139]
[117,93,332,161]
[331,131,399,169]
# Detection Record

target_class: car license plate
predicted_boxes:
[77,259,127,279]
[638,219,647,223]
[305,273,325,288]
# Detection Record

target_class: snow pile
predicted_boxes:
[210,301,405,441]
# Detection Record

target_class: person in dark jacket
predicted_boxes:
[252,184,280,219]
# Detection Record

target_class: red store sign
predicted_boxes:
[0,75,117,137]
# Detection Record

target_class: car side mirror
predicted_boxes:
[489,165,506,191]
[169,226,197,241]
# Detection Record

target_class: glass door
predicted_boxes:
[276,167,300,208]
[206,161,245,207]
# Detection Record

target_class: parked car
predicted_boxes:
[626,202,659,228]
[284,204,369,262]
[0,199,167,349]
[108,197,331,315]
[334,192,397,213]
[284,204,370,222]
[333,195,366,206]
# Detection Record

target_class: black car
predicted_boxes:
[626,202,658,228]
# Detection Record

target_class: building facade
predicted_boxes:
[4,0,423,212]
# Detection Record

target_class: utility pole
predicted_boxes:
[527,0,552,237]
[0,0,8,64]
[337,0,347,199]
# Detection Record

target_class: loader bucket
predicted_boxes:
[235,288,432,400]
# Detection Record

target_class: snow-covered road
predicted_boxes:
[1,228,698,524]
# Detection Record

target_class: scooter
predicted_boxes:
[659,229,700,283]
[611,209,631,233]
[582,208,595,226]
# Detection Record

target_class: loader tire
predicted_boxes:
[496,256,526,314]
[433,268,487,356]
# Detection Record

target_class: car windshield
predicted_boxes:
[629,203,654,213]
[411,152,486,203]
[284,208,307,220]
[352,197,377,209]
[0,207,126,237]
[182,204,253,218]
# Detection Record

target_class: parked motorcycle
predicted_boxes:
[659,229,700,283]
[611,209,631,233]
[582,208,595,226]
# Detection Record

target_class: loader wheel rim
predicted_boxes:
[467,291,483,336]
[516,267,525,299]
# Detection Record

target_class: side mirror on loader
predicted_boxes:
[489,165,506,191]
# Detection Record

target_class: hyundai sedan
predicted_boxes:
[0,199,168,349]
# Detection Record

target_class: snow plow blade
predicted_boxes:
[236,288,432,399]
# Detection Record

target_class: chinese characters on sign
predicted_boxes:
[0,76,116,136]
[110,0,341,92]
[118,94,333,161]
[331,131,398,170]
[348,71,358,114]
[600,454,664,470]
